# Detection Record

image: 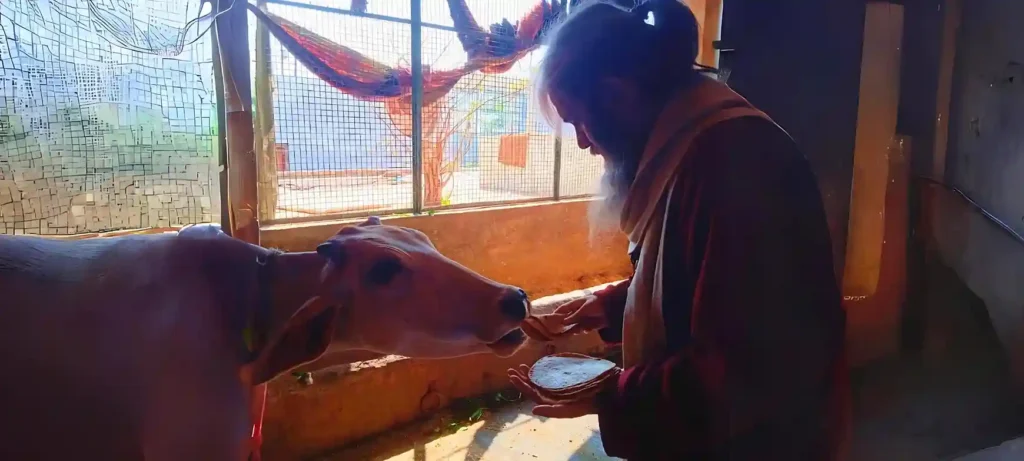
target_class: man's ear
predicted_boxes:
[250,296,340,384]
[596,77,640,119]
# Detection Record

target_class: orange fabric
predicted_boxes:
[498,134,529,168]
[248,1,560,127]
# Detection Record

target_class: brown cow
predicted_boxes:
[0,217,529,460]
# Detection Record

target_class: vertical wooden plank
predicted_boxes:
[214,4,263,456]
[215,0,259,244]
[843,3,905,366]
[699,0,723,68]
[255,0,279,221]
[843,3,903,298]
[684,0,722,67]
[931,0,962,181]
[212,31,231,227]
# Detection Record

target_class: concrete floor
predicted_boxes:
[953,437,1024,461]
[319,401,618,461]
[846,260,1024,461]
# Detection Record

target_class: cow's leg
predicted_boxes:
[142,381,252,461]
[142,347,253,461]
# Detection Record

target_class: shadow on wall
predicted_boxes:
[938,0,1024,389]
[918,182,1024,391]
[850,244,1024,461]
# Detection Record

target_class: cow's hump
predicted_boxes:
[178,223,227,239]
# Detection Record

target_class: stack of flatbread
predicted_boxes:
[527,352,620,400]
[521,312,577,342]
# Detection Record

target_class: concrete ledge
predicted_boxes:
[261,200,632,298]
[261,283,621,461]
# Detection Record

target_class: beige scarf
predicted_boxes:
[618,76,777,367]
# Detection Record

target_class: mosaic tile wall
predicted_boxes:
[0,0,219,235]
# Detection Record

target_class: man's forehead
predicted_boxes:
[548,91,575,121]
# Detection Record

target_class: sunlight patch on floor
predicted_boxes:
[321,402,619,461]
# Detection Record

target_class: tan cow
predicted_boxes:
[0,217,529,460]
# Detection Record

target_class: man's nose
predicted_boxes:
[576,129,592,150]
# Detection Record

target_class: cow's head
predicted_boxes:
[250,217,529,383]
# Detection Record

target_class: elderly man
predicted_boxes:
[508,0,850,460]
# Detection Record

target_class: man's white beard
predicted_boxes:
[588,159,629,240]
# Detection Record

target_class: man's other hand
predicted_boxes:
[507,364,600,418]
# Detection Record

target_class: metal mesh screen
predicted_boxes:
[419,0,553,209]
[253,0,414,221]
[254,0,606,223]
[0,0,220,235]
[558,132,605,198]
[1,0,609,233]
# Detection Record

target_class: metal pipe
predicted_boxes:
[552,136,563,200]
[410,0,424,213]
[915,176,1024,246]
[264,0,459,32]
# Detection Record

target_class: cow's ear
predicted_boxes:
[316,240,346,267]
[359,216,382,227]
[250,296,339,384]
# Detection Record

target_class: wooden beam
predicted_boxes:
[255,0,279,221]
[215,0,260,243]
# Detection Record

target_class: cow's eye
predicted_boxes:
[367,258,403,286]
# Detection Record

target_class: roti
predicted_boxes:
[534,313,576,335]
[520,318,552,342]
[520,313,577,342]
[528,353,617,391]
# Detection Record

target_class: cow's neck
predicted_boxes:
[262,251,356,350]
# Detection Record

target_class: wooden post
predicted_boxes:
[215,0,259,243]
[255,0,279,221]
[214,2,263,457]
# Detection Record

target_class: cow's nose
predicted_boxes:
[499,288,529,321]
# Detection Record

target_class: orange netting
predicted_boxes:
[247,0,563,132]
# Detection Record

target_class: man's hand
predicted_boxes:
[507,365,599,418]
[553,295,608,335]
